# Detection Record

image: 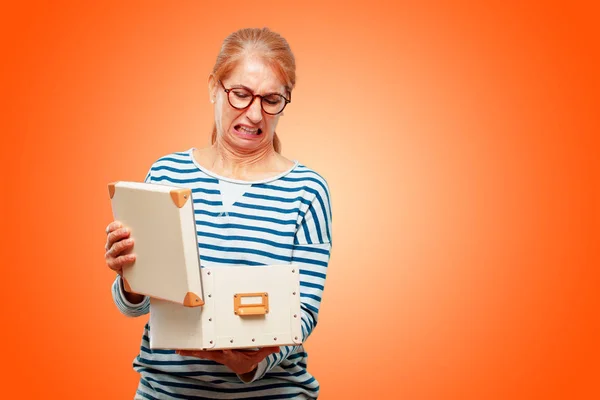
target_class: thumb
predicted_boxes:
[260,346,280,356]
[222,349,234,357]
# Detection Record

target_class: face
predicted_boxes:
[209,56,288,153]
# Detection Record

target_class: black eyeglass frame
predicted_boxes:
[218,80,291,115]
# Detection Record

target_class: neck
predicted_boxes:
[210,137,276,179]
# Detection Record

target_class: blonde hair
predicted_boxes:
[209,27,296,153]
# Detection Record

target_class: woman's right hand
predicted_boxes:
[105,220,136,276]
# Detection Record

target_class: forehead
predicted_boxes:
[226,55,286,92]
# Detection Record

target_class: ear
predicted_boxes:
[208,74,217,103]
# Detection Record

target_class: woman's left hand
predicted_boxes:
[176,347,280,375]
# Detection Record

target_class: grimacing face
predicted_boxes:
[209,56,288,153]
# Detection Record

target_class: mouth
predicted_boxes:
[234,125,262,136]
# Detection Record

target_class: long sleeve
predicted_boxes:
[111,274,150,317]
[241,179,333,382]
[110,165,154,317]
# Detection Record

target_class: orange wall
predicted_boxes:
[2,1,598,399]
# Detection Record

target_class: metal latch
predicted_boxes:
[233,292,269,316]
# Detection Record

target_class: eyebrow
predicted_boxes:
[229,83,286,97]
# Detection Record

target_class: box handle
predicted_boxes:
[234,292,269,316]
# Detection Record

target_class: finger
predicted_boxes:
[106,221,122,235]
[259,346,280,355]
[232,347,278,365]
[105,256,122,274]
[177,350,226,363]
[234,349,262,356]
[177,350,218,357]
[106,227,130,251]
[209,351,228,364]
[251,347,280,360]
[106,253,136,273]
[106,254,134,274]
[107,227,130,244]
[106,237,134,257]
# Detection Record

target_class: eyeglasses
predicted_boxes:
[218,80,291,115]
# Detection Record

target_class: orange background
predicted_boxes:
[1,1,599,399]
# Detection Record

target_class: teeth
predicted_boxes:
[239,126,259,134]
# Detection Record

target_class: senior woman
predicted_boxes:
[104,27,332,399]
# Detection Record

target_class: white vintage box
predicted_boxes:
[108,181,302,350]
[149,264,303,350]
[108,181,204,307]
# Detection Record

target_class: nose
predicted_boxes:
[246,96,263,123]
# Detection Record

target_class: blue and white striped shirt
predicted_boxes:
[111,148,332,399]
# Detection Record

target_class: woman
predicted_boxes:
[104,27,332,399]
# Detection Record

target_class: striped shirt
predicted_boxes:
[111,148,332,399]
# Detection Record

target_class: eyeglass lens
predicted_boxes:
[228,88,286,114]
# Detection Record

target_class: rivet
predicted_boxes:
[274,337,277,341]
[230,339,234,343]
[295,336,298,340]
[209,340,213,344]
[293,292,296,295]
[292,269,295,273]
[234,294,237,298]
[209,318,212,322]
[184,195,188,199]
[294,314,297,318]
[207,271,211,275]
[252,338,255,342]
[208,294,211,298]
